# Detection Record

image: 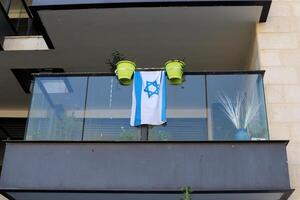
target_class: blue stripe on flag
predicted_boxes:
[161,71,166,121]
[134,71,142,126]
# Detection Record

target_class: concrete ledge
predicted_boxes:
[0,141,291,191]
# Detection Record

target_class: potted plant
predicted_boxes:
[164,59,185,85]
[181,187,192,200]
[107,51,136,85]
[217,92,261,140]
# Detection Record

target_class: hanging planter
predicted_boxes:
[115,60,136,85]
[165,59,185,85]
[107,51,136,85]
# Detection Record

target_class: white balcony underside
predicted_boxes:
[3,36,48,51]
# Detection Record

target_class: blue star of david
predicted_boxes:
[144,80,160,98]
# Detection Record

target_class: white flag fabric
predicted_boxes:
[130,71,166,126]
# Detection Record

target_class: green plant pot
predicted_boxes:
[116,60,136,85]
[165,60,185,85]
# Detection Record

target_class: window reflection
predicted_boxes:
[149,75,207,141]
[83,77,140,141]
[207,74,268,140]
[25,77,87,140]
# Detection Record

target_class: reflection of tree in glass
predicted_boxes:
[119,127,139,141]
[217,92,262,138]
[55,112,82,140]
[29,130,42,140]
[27,113,82,140]
[248,119,268,139]
[149,130,169,141]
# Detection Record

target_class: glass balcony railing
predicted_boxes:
[25,72,269,141]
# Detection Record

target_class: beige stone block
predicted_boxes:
[297,32,300,46]
[268,122,290,139]
[296,17,300,32]
[265,85,285,103]
[289,190,300,200]
[272,0,293,2]
[293,3,300,16]
[290,123,300,142]
[263,68,298,84]
[258,33,298,49]
[257,17,296,33]
[284,85,300,103]
[287,143,300,164]
[280,49,300,66]
[289,164,300,188]
[259,50,281,67]
[268,103,300,122]
[0,195,8,200]
[269,3,293,17]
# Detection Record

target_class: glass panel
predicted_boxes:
[149,75,207,141]
[25,73,269,141]
[207,74,268,140]
[83,76,140,141]
[25,77,87,140]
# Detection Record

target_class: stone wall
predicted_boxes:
[257,1,300,199]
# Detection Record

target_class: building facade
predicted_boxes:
[257,1,300,199]
[0,0,299,199]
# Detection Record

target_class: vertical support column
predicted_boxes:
[141,125,148,141]
[205,75,213,140]
[81,76,90,141]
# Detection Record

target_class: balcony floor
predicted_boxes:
[1,190,295,200]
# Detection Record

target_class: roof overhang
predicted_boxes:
[29,0,271,51]
[30,0,271,22]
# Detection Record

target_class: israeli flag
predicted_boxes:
[130,71,166,126]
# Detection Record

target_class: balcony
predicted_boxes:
[0,0,46,50]
[0,71,294,200]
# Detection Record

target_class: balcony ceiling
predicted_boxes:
[0,5,263,115]
[38,6,260,69]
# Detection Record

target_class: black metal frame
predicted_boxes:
[2,140,290,144]
[32,70,265,77]
[24,70,269,141]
